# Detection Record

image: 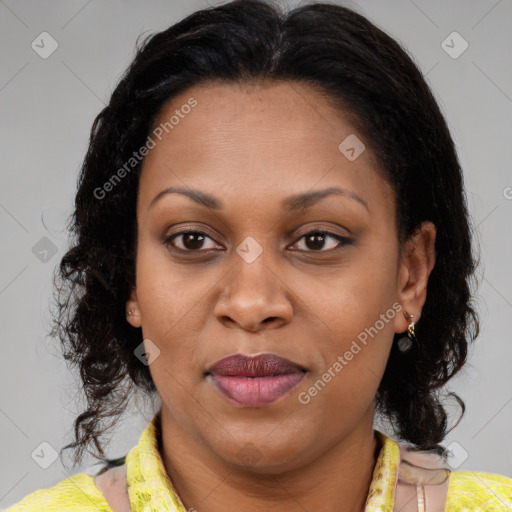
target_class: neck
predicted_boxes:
[158,408,380,512]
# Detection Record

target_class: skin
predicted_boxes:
[126,80,436,512]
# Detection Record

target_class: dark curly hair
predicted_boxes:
[51,0,480,467]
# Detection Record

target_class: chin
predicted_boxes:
[211,431,314,475]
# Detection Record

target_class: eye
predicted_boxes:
[289,229,351,252]
[164,230,222,252]
[163,228,351,254]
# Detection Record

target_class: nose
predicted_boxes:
[214,254,293,332]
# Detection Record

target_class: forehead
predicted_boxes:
[149,80,368,159]
[138,80,392,215]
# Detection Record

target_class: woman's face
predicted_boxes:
[127,81,435,472]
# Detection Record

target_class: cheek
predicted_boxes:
[134,248,198,373]
[299,252,398,409]
[136,268,206,429]
[313,302,396,395]
[135,240,205,335]
[308,244,398,339]
[297,315,395,439]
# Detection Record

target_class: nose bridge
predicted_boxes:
[214,236,293,330]
[233,245,278,299]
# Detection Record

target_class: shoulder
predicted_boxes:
[2,472,112,512]
[446,470,512,511]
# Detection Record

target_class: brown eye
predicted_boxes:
[164,231,221,252]
[290,230,352,252]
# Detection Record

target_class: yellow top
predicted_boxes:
[4,412,512,511]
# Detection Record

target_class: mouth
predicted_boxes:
[205,353,307,407]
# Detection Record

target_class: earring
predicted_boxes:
[127,309,137,317]
[397,310,416,352]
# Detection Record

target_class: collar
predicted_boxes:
[125,411,399,511]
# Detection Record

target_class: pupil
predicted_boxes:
[184,233,204,250]
[306,233,325,250]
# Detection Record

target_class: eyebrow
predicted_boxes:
[148,186,369,213]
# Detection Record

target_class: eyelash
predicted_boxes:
[163,228,352,254]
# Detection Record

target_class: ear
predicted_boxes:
[126,286,142,328]
[394,221,436,334]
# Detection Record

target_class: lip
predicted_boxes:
[206,353,306,407]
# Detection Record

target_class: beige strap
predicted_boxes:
[94,463,131,512]
[394,444,451,512]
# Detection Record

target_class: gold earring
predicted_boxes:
[397,310,416,352]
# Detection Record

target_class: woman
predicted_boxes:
[5,0,512,511]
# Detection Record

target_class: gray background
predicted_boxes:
[1,0,511,508]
